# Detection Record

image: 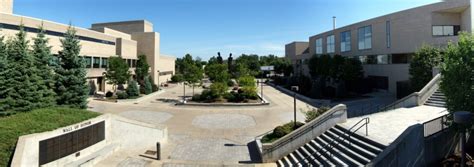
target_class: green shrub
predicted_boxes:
[171,74,184,83]
[126,80,139,97]
[116,91,128,99]
[410,45,441,91]
[303,106,330,123]
[0,107,100,166]
[261,121,304,143]
[241,86,258,100]
[238,75,256,87]
[152,84,159,92]
[144,76,153,95]
[440,33,474,113]
[210,82,228,97]
[105,91,113,97]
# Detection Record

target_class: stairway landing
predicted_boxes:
[342,105,448,145]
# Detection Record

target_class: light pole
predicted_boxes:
[291,86,299,129]
[259,79,264,103]
[183,82,186,103]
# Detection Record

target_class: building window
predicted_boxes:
[358,25,372,50]
[315,38,323,54]
[326,35,335,53]
[377,54,391,64]
[340,31,351,52]
[432,25,460,36]
[93,57,100,68]
[84,56,92,68]
[386,21,391,48]
[127,59,132,67]
[132,60,137,68]
[359,55,367,64]
[101,58,108,68]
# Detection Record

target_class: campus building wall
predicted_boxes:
[287,0,472,93]
[158,55,176,84]
[0,0,13,14]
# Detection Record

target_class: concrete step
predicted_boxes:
[324,129,371,164]
[304,142,335,167]
[331,126,385,154]
[334,125,386,150]
[428,96,446,101]
[298,146,322,166]
[311,138,347,166]
[319,133,364,166]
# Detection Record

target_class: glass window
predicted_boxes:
[326,35,335,53]
[359,55,367,64]
[340,31,351,52]
[101,58,108,68]
[432,25,459,36]
[377,54,391,64]
[358,25,372,50]
[386,21,391,48]
[315,38,323,54]
[366,55,377,64]
[84,56,92,68]
[93,57,100,68]
[127,59,132,67]
[132,60,137,68]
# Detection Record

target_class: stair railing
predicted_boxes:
[295,117,370,166]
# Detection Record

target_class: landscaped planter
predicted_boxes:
[176,93,270,106]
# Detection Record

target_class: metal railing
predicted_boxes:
[423,111,450,137]
[296,117,370,166]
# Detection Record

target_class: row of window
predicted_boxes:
[297,54,411,66]
[0,23,116,45]
[314,22,460,55]
[82,56,137,68]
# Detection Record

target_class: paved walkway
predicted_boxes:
[91,83,312,166]
[340,105,448,145]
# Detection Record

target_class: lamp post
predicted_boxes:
[258,79,264,103]
[183,82,186,103]
[454,111,473,167]
[291,86,299,129]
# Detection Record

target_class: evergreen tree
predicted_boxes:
[54,26,88,109]
[31,26,56,108]
[126,80,139,97]
[0,36,9,111]
[0,26,44,111]
[135,54,149,84]
[144,76,153,94]
[105,56,131,92]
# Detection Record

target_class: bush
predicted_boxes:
[410,45,441,91]
[241,86,258,100]
[105,91,113,97]
[144,76,153,95]
[303,106,330,123]
[440,33,474,113]
[227,80,234,87]
[116,91,128,99]
[126,80,139,97]
[210,82,228,97]
[152,84,159,92]
[238,75,256,87]
[261,121,304,143]
[171,74,184,83]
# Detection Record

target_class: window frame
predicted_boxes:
[315,38,323,54]
[93,57,100,68]
[358,25,372,50]
[340,30,351,52]
[326,35,335,53]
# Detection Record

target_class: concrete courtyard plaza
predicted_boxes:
[90,83,311,166]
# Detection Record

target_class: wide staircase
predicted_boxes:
[424,89,446,108]
[276,125,386,167]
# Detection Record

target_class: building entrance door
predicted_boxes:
[97,77,104,92]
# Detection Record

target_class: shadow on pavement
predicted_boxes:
[238,140,262,164]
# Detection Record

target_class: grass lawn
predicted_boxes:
[0,107,100,167]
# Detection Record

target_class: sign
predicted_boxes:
[260,66,274,71]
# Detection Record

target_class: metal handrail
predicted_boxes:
[423,111,450,137]
[295,117,370,166]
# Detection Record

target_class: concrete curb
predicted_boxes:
[175,93,270,107]
[266,82,331,107]
[115,90,165,103]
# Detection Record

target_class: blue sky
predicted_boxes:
[14,0,439,60]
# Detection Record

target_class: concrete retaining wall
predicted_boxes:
[10,114,168,167]
[259,104,347,162]
[266,82,331,107]
[369,124,458,167]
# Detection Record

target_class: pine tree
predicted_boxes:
[135,54,149,85]
[1,26,44,111]
[0,36,9,111]
[144,76,153,94]
[31,25,56,108]
[126,80,139,97]
[54,26,89,109]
